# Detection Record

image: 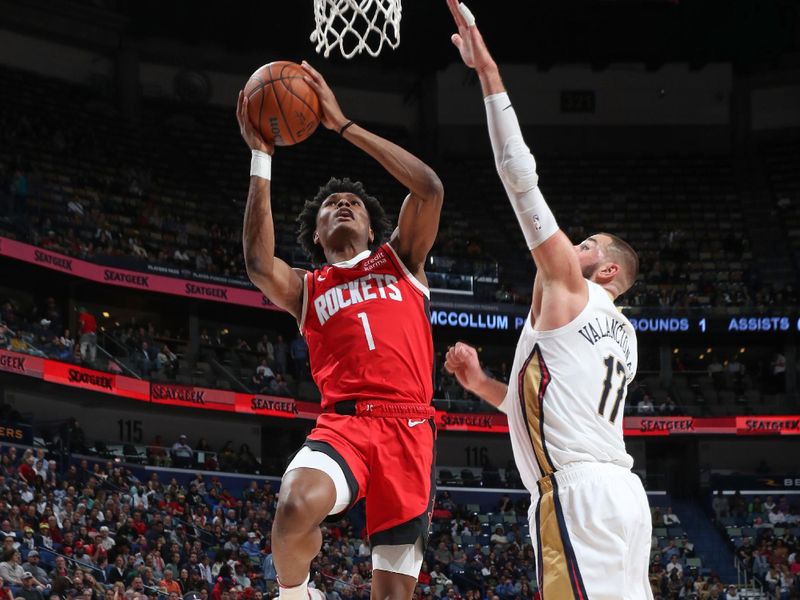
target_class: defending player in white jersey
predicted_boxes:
[443,2,653,599]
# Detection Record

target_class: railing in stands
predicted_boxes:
[734,555,767,599]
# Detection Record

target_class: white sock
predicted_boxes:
[278,574,310,600]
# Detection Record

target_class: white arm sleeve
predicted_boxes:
[484,92,558,249]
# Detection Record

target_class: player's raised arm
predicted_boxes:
[444,342,508,410]
[237,90,305,320]
[301,61,444,278]
[447,1,586,321]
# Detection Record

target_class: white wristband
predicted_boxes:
[250,149,272,180]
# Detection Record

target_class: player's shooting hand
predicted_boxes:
[301,61,348,132]
[444,342,485,393]
[236,90,274,155]
[445,0,496,74]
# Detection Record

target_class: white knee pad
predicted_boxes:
[372,537,424,579]
[284,446,352,515]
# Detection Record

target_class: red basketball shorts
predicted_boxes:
[304,410,436,547]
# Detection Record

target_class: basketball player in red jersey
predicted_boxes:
[236,61,443,600]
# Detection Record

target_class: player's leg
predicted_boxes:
[371,541,424,600]
[367,418,436,600]
[535,465,628,599]
[272,466,336,586]
[272,442,362,599]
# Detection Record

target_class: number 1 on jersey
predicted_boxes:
[598,355,627,424]
[357,312,376,351]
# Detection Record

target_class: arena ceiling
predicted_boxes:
[117,0,798,71]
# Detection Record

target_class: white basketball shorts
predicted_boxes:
[530,462,654,600]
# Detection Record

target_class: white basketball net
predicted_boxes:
[311,0,402,59]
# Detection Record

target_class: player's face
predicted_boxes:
[573,235,606,279]
[315,192,373,249]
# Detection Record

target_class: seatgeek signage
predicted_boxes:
[0,237,280,311]
[2,350,799,436]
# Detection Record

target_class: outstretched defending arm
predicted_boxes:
[447,1,587,327]
[301,61,444,279]
[237,91,305,320]
[444,342,508,409]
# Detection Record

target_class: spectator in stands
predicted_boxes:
[148,435,169,467]
[256,336,274,365]
[157,345,179,379]
[255,360,275,388]
[95,526,114,552]
[19,553,46,590]
[0,549,29,587]
[770,353,786,393]
[489,527,508,548]
[730,491,747,518]
[708,357,725,388]
[18,453,36,485]
[637,393,656,415]
[240,533,260,561]
[273,336,288,376]
[765,566,781,596]
[50,328,74,361]
[270,374,291,397]
[18,572,44,600]
[663,539,681,562]
[727,356,745,389]
[77,307,97,366]
[289,334,308,378]
[434,542,453,566]
[722,584,740,599]
[769,506,787,526]
[712,491,729,521]
[134,341,156,376]
[18,528,34,554]
[160,568,182,596]
[663,507,681,525]
[659,396,679,416]
[665,555,683,578]
[171,435,194,469]
[218,443,237,472]
[497,495,513,514]
[237,445,258,474]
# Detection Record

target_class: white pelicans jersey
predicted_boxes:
[499,279,639,495]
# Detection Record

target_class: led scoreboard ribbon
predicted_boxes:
[628,315,799,335]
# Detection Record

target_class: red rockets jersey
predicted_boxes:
[300,243,434,410]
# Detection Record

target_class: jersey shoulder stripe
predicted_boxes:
[383,242,430,299]
[518,344,556,478]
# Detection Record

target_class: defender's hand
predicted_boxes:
[236,90,274,155]
[301,61,348,132]
[444,342,485,393]
[445,0,497,74]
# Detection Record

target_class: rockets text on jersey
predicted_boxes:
[300,243,434,409]
[313,273,402,325]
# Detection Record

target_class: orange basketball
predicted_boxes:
[244,61,321,146]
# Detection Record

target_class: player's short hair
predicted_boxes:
[598,232,639,293]
[297,177,392,265]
